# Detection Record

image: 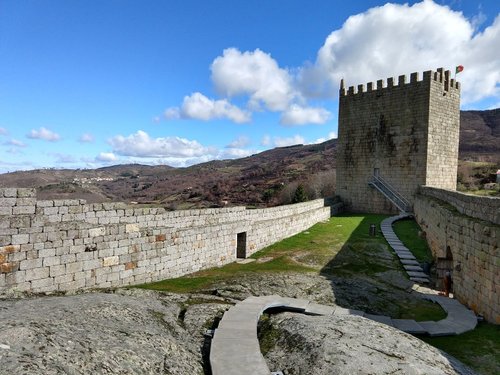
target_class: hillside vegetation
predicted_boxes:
[0,109,498,207]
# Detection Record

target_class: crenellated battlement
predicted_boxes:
[340,67,460,97]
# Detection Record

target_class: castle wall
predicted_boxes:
[414,188,499,323]
[336,69,460,213]
[0,188,330,294]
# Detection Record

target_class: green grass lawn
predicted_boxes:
[139,214,388,293]
[422,322,500,375]
[392,218,433,263]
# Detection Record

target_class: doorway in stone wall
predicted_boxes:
[437,246,453,292]
[236,232,247,259]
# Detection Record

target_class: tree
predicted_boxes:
[292,184,308,203]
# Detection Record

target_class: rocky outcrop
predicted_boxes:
[0,285,475,375]
[263,312,476,375]
[0,289,229,375]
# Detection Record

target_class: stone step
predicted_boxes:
[392,245,410,252]
[410,277,430,284]
[407,271,429,278]
[395,250,414,257]
[403,265,424,272]
[397,253,417,260]
[401,259,420,266]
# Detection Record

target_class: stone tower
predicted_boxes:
[336,68,461,213]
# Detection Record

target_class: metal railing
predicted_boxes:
[369,175,412,213]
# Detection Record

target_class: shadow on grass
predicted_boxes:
[317,213,446,321]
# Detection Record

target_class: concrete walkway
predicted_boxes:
[380,213,431,283]
[210,293,477,375]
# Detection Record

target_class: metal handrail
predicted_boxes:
[369,175,412,212]
[371,175,411,208]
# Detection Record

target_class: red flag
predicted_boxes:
[456,65,464,74]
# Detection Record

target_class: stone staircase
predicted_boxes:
[380,214,430,284]
[369,175,412,213]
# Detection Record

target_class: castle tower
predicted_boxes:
[336,68,461,213]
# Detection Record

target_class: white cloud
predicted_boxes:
[220,148,254,159]
[108,130,217,159]
[226,135,250,148]
[273,135,305,147]
[261,135,271,146]
[50,153,77,163]
[27,127,60,142]
[104,130,261,167]
[0,159,35,173]
[211,48,296,111]
[298,0,500,105]
[313,131,338,144]
[96,152,118,162]
[5,139,26,147]
[280,104,332,126]
[165,92,251,123]
[78,133,94,143]
[0,127,8,136]
[164,107,180,120]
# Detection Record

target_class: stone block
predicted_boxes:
[83,259,101,271]
[0,262,19,273]
[2,188,17,198]
[155,234,166,242]
[88,227,106,237]
[125,261,137,270]
[0,198,16,207]
[16,198,36,206]
[42,256,60,267]
[20,258,42,270]
[103,256,119,267]
[25,267,49,281]
[37,200,54,207]
[0,245,20,254]
[0,207,12,215]
[49,264,66,277]
[66,261,83,273]
[38,248,55,258]
[13,206,36,215]
[11,233,30,245]
[17,189,36,198]
[125,224,140,233]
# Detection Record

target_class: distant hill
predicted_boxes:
[460,108,500,161]
[0,141,337,207]
[0,109,498,207]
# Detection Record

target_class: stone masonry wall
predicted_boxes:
[336,68,460,213]
[425,70,461,190]
[414,189,499,323]
[420,186,500,225]
[0,188,331,294]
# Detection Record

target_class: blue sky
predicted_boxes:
[0,0,499,172]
